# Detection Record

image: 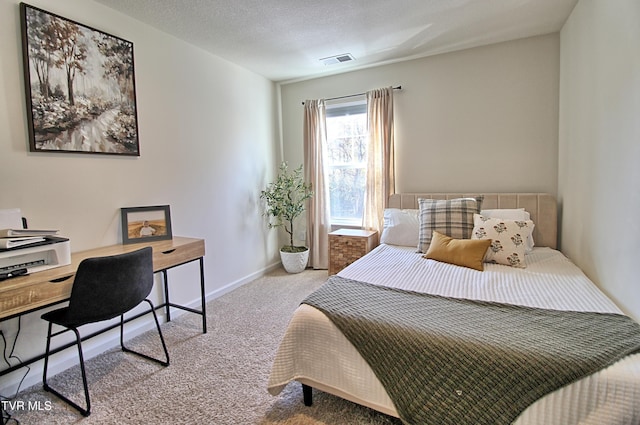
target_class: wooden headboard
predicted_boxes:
[388,193,557,249]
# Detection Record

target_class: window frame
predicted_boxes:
[324,97,368,227]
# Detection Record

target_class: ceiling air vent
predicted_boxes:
[320,53,355,66]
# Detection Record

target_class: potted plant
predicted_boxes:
[261,162,313,273]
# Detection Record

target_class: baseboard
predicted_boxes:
[204,261,282,303]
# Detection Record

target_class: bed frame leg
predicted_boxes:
[302,383,313,406]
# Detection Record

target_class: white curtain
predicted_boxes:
[303,99,330,269]
[363,87,395,233]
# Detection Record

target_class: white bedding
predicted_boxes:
[268,244,640,424]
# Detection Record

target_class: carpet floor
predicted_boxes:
[7,268,403,425]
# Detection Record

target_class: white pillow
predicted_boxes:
[479,209,535,253]
[480,208,529,220]
[472,214,535,268]
[380,208,419,247]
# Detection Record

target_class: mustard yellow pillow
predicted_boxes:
[423,231,491,271]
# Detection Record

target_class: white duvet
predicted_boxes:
[268,245,640,424]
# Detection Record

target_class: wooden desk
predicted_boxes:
[0,236,206,377]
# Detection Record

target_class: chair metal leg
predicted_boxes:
[42,325,91,416]
[42,322,53,388]
[120,299,170,366]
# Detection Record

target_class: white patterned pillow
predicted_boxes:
[417,197,483,253]
[480,209,535,253]
[471,214,534,268]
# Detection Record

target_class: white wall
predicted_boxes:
[280,34,559,196]
[0,0,281,392]
[559,0,640,321]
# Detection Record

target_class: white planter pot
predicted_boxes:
[280,249,309,274]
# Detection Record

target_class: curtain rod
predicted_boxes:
[302,85,402,105]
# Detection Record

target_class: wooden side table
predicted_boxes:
[329,229,378,275]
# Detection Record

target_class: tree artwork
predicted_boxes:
[21,4,140,155]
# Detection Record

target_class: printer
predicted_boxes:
[0,237,71,279]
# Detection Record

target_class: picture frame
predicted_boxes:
[20,3,140,155]
[121,205,172,244]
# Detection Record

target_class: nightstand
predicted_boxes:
[328,229,378,275]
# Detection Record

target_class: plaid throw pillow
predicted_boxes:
[417,196,484,253]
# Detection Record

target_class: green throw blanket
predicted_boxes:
[302,276,640,425]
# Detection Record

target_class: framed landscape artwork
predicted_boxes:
[20,3,140,155]
[121,205,173,244]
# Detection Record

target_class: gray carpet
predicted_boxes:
[8,268,403,425]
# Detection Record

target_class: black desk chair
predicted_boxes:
[41,247,170,416]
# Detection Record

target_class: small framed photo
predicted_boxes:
[121,205,172,244]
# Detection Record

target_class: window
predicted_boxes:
[325,99,367,226]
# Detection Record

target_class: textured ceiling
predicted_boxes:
[92,0,578,83]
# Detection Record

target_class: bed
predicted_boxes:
[267,193,640,425]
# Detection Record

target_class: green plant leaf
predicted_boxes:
[260,162,313,248]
